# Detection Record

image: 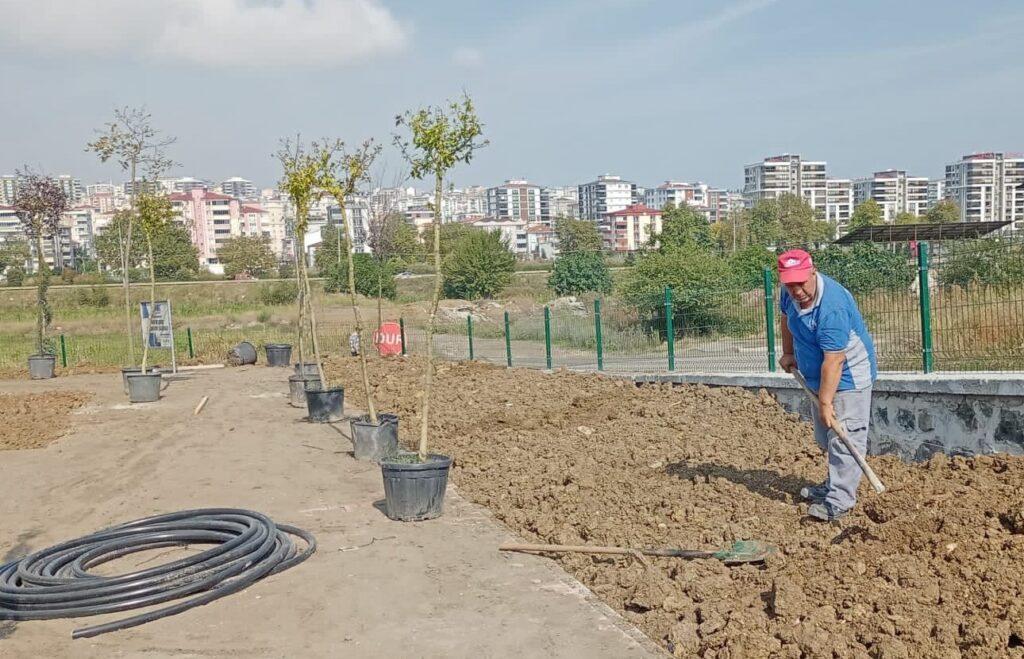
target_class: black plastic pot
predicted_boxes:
[305,387,344,423]
[126,372,162,403]
[288,373,321,408]
[28,355,56,380]
[265,343,292,367]
[350,414,399,462]
[120,366,162,394]
[380,453,453,521]
[294,362,319,377]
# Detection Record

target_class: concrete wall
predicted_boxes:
[634,372,1024,463]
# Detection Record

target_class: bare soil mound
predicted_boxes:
[0,390,91,450]
[328,356,1024,658]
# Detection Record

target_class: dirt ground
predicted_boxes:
[0,368,665,659]
[326,355,1024,658]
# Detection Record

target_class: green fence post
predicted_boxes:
[664,287,675,372]
[467,316,474,361]
[504,311,513,367]
[594,299,604,371]
[763,268,777,372]
[399,317,407,356]
[543,306,552,370]
[918,242,934,373]
[186,327,195,359]
[59,334,67,368]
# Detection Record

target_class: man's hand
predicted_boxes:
[779,354,797,373]
[819,400,837,430]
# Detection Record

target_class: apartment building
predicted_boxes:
[486,180,543,224]
[220,177,258,201]
[927,180,945,209]
[0,176,16,205]
[578,175,638,221]
[826,179,854,225]
[601,203,663,253]
[170,190,243,271]
[743,154,828,217]
[944,152,1024,225]
[472,217,529,255]
[326,201,372,253]
[853,170,929,222]
[645,181,711,211]
[542,186,578,222]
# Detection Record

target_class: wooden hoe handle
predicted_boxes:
[791,370,886,494]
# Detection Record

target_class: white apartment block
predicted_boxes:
[542,186,578,221]
[327,201,372,253]
[853,170,929,222]
[220,177,259,200]
[645,181,711,211]
[826,179,853,226]
[927,180,945,209]
[472,217,529,255]
[944,152,1024,225]
[1,175,83,205]
[708,190,745,224]
[743,154,828,217]
[578,175,638,221]
[442,186,487,222]
[601,204,663,253]
[486,180,542,224]
[0,176,16,205]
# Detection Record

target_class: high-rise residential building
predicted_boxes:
[174,177,209,193]
[486,180,543,224]
[256,191,291,260]
[472,217,529,255]
[826,179,854,226]
[59,208,95,267]
[442,186,487,222]
[743,154,828,217]
[853,170,929,222]
[0,176,17,205]
[327,201,372,253]
[708,190,745,224]
[944,152,1024,224]
[54,175,84,204]
[542,186,578,222]
[578,175,638,221]
[170,190,243,272]
[220,177,258,200]
[645,181,711,211]
[927,180,945,209]
[601,204,663,253]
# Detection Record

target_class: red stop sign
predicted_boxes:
[373,321,403,356]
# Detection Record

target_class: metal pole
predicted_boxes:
[665,287,675,372]
[763,268,776,372]
[918,242,934,373]
[543,306,552,370]
[594,298,604,371]
[467,315,474,361]
[186,327,195,359]
[59,334,67,368]
[504,310,512,367]
[399,317,407,356]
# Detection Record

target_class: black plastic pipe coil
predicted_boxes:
[0,508,316,639]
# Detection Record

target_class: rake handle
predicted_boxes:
[791,370,886,494]
[498,543,712,559]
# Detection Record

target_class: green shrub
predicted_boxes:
[258,280,299,305]
[442,230,516,300]
[937,239,1024,288]
[322,253,397,299]
[811,243,914,294]
[548,252,613,296]
[74,285,111,308]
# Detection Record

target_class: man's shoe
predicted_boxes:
[807,501,849,522]
[799,483,828,501]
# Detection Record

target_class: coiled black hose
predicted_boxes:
[0,508,316,639]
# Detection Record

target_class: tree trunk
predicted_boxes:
[376,265,383,331]
[34,233,47,355]
[293,225,305,367]
[140,233,155,373]
[340,198,377,424]
[299,248,326,388]
[124,160,137,365]
[418,175,444,460]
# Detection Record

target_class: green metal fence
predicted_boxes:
[4,239,1024,375]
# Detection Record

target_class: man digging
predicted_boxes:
[777,249,878,522]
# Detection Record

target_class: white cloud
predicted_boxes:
[0,0,409,68]
[452,46,484,70]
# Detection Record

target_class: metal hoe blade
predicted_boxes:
[711,540,777,564]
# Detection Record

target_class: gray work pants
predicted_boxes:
[809,386,872,511]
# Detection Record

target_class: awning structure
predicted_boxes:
[833,221,1013,245]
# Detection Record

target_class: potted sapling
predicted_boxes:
[125,189,175,403]
[383,94,486,520]
[14,172,69,379]
[278,138,341,422]
[326,139,399,461]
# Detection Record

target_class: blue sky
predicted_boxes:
[1,0,1022,191]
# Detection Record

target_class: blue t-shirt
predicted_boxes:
[780,273,877,392]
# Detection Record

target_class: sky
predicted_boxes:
[1,0,1022,192]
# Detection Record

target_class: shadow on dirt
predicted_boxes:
[664,461,816,502]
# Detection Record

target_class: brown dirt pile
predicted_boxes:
[0,391,91,450]
[328,356,1024,658]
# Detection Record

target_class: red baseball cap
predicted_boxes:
[777,249,814,284]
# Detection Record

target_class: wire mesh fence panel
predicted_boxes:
[673,287,769,374]
[928,239,1024,371]
[0,332,37,369]
[597,298,666,373]
[506,310,550,370]
[850,288,922,372]
[547,304,599,372]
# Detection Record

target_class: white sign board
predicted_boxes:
[140,300,177,372]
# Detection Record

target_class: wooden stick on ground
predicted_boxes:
[193,396,209,416]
